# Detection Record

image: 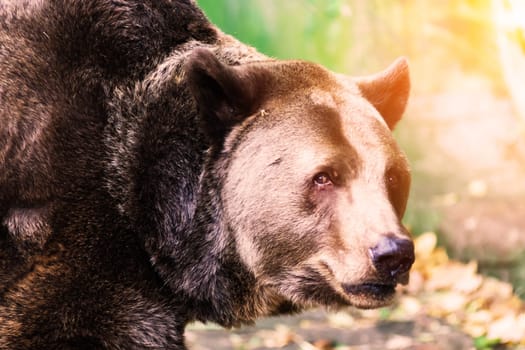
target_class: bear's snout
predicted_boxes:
[369,235,415,284]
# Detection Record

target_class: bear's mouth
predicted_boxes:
[340,270,410,303]
[342,282,396,297]
[310,261,404,308]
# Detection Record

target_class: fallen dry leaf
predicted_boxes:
[400,232,525,346]
[487,314,525,343]
[414,232,438,259]
[424,261,481,292]
[385,334,413,349]
[312,339,334,350]
[262,324,295,348]
[326,312,355,328]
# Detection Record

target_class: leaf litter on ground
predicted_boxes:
[393,232,525,347]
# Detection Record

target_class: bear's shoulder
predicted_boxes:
[1,0,218,79]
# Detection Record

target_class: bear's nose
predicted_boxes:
[369,235,415,280]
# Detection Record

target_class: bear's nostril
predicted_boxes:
[369,235,415,280]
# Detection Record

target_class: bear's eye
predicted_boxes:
[313,172,332,187]
[387,174,398,187]
[385,166,410,217]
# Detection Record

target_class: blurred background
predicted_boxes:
[197,0,525,299]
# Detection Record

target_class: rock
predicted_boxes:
[439,198,525,264]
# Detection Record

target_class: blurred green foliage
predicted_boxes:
[198,0,402,74]
[198,0,352,72]
[197,0,500,93]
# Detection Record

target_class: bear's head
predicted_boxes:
[186,48,414,312]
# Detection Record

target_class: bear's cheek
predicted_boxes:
[253,223,328,277]
[222,178,327,275]
[238,200,327,277]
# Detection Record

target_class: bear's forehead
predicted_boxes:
[293,86,399,168]
[301,86,386,139]
[231,65,401,170]
[308,89,337,110]
[249,93,391,165]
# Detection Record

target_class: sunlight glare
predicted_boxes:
[492,0,525,120]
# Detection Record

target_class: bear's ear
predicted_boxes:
[185,48,265,139]
[356,57,410,130]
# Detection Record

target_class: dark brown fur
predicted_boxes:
[0,1,413,349]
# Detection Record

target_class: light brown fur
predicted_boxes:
[218,59,412,310]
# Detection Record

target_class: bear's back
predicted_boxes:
[0,1,220,347]
[0,0,218,233]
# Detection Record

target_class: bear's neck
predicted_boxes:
[151,147,296,327]
[107,44,292,327]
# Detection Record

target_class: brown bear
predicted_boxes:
[0,0,414,349]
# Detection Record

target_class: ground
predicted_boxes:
[187,311,473,350]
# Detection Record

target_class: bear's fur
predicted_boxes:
[0,1,414,349]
